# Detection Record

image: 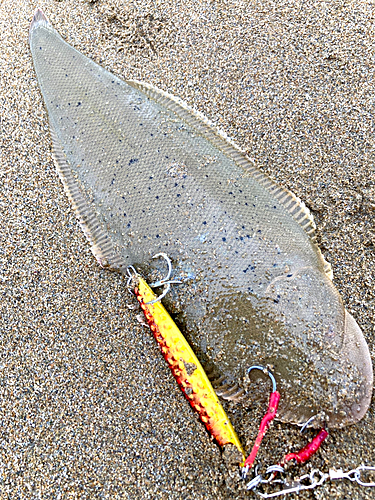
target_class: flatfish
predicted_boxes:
[29,9,373,429]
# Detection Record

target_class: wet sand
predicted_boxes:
[1,0,374,498]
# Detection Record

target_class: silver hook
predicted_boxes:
[145,279,183,305]
[263,465,285,482]
[248,365,277,393]
[145,282,172,305]
[126,265,138,278]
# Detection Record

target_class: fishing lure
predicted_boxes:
[29,8,373,432]
[129,267,245,460]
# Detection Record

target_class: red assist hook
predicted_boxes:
[282,428,329,465]
[243,366,280,471]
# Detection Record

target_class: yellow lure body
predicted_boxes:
[134,276,245,461]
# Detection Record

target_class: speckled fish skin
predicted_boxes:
[29,9,373,429]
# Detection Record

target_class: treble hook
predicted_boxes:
[145,253,182,305]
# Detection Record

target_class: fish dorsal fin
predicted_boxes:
[127,80,317,239]
[127,80,333,279]
[50,127,128,272]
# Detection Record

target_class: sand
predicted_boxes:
[1,0,374,498]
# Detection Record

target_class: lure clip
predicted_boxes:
[329,466,375,487]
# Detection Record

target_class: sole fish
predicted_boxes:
[29,8,373,429]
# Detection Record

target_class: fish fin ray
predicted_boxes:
[323,260,333,280]
[49,126,129,272]
[223,388,247,402]
[127,79,333,278]
[215,381,247,401]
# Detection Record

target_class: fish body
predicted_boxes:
[29,9,373,429]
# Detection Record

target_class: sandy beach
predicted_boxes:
[1,0,374,498]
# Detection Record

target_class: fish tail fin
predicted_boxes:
[29,8,51,42]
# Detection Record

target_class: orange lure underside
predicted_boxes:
[134,276,245,461]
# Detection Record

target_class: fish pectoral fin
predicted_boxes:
[211,375,227,388]
[220,387,247,402]
[214,380,246,401]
